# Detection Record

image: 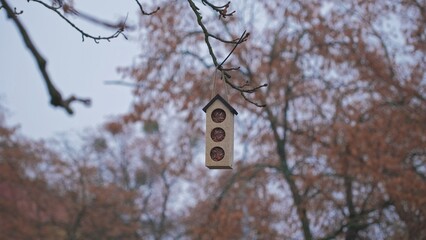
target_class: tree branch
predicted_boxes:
[70,10,135,31]
[1,0,90,114]
[29,0,127,43]
[187,0,267,107]
[134,0,160,15]
[187,0,220,67]
[201,0,235,18]
[218,30,249,69]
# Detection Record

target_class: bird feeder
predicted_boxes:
[203,94,238,169]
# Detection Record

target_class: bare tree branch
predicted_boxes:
[218,30,249,69]
[201,0,235,18]
[240,92,266,108]
[2,0,266,112]
[187,0,220,67]
[70,10,135,31]
[134,0,160,16]
[187,0,266,107]
[28,0,127,43]
[1,0,90,114]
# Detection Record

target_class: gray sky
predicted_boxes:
[0,0,143,139]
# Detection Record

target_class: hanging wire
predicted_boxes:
[210,67,230,101]
[211,68,218,99]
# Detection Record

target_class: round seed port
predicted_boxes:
[211,108,226,123]
[211,127,225,142]
[210,147,225,161]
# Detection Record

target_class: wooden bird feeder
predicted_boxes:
[203,94,238,169]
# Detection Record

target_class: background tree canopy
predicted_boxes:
[1,0,425,239]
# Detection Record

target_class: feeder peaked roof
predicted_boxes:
[203,94,238,115]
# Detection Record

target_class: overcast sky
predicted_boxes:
[0,0,144,139]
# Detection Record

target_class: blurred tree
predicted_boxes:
[0,112,145,239]
[0,108,193,239]
[121,0,426,239]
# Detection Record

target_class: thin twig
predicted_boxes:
[218,30,249,69]
[134,0,160,15]
[73,10,135,31]
[201,0,235,18]
[29,0,126,43]
[240,92,266,107]
[208,33,242,44]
